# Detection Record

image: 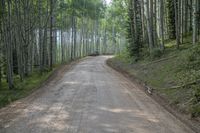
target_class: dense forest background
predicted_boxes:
[125,0,200,60]
[0,0,126,90]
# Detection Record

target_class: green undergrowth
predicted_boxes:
[108,38,200,118]
[0,70,53,108]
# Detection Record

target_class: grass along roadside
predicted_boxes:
[0,58,81,109]
[107,40,200,119]
[0,71,53,108]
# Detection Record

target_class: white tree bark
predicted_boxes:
[193,0,198,44]
[144,0,154,51]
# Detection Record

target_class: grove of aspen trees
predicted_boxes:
[0,0,126,90]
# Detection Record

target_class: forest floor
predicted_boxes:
[0,56,195,133]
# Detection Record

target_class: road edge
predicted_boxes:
[0,57,89,128]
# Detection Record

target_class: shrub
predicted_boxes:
[190,103,200,118]
[177,44,200,117]
[150,48,163,59]
[180,44,200,70]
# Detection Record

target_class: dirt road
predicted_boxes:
[0,56,194,133]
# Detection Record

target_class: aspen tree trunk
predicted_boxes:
[61,30,64,63]
[53,20,57,64]
[180,0,184,43]
[103,27,107,54]
[0,51,1,86]
[185,0,188,35]
[133,0,139,56]
[193,0,198,44]
[178,0,181,44]
[112,24,116,54]
[0,38,3,87]
[71,15,74,60]
[96,19,100,52]
[43,25,47,67]
[0,0,2,85]
[23,0,29,76]
[150,0,155,47]
[164,0,169,39]
[140,0,146,43]
[159,0,165,50]
[50,0,54,69]
[189,0,192,32]
[15,1,24,81]
[73,17,77,59]
[0,60,1,86]
[174,0,180,48]
[29,0,35,74]
[6,0,14,89]
[144,0,154,51]
[80,16,84,57]
[67,31,71,59]
[198,1,200,41]
[61,12,64,63]
[153,0,157,46]
[38,0,43,72]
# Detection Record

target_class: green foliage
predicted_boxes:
[193,87,200,103]
[190,103,200,117]
[180,44,200,70]
[177,44,200,87]
[177,70,200,85]
[189,85,200,117]
[69,0,105,19]
[175,44,200,117]
[0,71,52,108]
[150,49,163,59]
[116,48,134,63]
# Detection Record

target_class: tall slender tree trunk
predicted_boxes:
[103,27,107,54]
[50,0,54,69]
[141,0,146,43]
[153,0,157,46]
[159,0,165,50]
[0,0,3,86]
[185,0,188,35]
[174,0,180,48]
[73,17,77,59]
[71,15,74,60]
[144,0,154,51]
[38,0,44,72]
[6,0,14,89]
[193,0,198,44]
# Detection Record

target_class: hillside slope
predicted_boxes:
[108,40,200,119]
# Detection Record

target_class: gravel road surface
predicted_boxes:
[0,56,194,133]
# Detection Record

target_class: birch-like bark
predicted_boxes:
[193,0,198,44]
[174,0,180,48]
[50,0,54,69]
[159,0,165,50]
[144,0,154,51]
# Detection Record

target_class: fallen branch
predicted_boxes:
[142,55,177,66]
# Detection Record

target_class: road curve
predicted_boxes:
[0,56,194,133]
